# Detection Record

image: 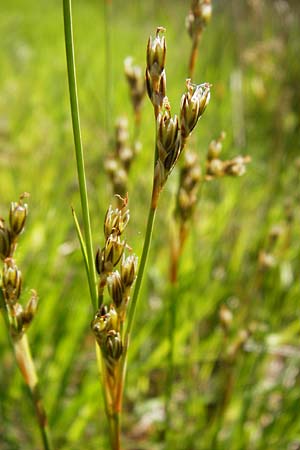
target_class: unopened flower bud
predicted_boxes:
[207,158,224,177]
[2,258,22,305]
[9,199,28,237]
[121,254,138,288]
[21,290,39,327]
[0,219,11,260]
[146,27,166,79]
[157,102,181,174]
[207,131,226,160]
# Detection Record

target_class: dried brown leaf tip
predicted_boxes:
[205,132,251,180]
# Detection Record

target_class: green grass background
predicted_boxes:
[1,1,300,449]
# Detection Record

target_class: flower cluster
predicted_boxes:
[176,149,202,223]
[0,194,38,337]
[124,57,146,123]
[146,28,210,200]
[105,117,140,197]
[92,196,137,365]
[205,132,251,180]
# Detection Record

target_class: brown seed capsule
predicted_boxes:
[22,290,39,327]
[0,219,11,260]
[107,270,124,308]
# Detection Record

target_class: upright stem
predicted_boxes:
[189,33,201,80]
[63,0,98,312]
[104,0,113,139]
[165,222,187,442]
[125,193,157,340]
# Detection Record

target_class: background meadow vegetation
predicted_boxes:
[1,0,300,449]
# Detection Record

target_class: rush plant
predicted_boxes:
[63,1,210,447]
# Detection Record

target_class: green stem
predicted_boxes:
[165,283,177,442]
[63,0,97,312]
[103,0,113,139]
[125,200,157,340]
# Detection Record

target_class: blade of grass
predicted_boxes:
[63,0,97,313]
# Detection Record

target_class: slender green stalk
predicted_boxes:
[125,202,157,340]
[63,0,97,312]
[165,282,177,441]
[0,290,10,330]
[103,0,113,138]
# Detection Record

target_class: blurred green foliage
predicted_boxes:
[1,1,300,449]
